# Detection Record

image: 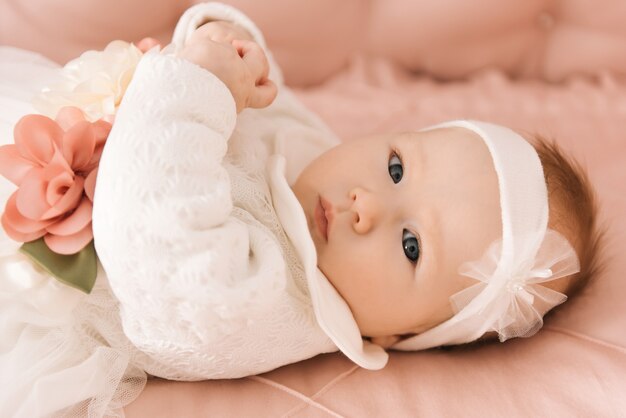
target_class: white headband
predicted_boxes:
[393,120,581,351]
[307,120,580,369]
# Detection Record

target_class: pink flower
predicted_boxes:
[0,107,111,255]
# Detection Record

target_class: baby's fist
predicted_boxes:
[178,25,277,113]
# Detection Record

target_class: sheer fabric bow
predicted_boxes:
[451,230,580,342]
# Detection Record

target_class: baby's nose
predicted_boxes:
[349,187,380,234]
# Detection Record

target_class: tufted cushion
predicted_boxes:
[1,0,626,86]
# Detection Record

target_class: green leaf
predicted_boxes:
[19,238,97,294]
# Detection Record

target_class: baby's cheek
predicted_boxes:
[334,243,386,292]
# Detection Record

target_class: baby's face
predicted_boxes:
[292,127,502,341]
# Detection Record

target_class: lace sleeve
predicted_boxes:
[92,52,286,377]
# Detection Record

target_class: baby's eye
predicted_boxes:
[402,229,420,263]
[388,152,403,184]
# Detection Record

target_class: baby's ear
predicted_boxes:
[369,335,403,348]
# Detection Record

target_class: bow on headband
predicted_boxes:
[453,229,580,342]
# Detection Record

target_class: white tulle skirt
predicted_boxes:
[0,47,146,418]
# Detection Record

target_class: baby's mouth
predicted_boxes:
[314,196,328,241]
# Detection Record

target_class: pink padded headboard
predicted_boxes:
[1,0,626,86]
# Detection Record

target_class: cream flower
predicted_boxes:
[33,40,147,121]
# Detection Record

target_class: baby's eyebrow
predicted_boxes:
[401,135,426,181]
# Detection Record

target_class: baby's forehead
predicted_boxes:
[395,127,495,177]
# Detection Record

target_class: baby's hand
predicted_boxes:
[178,22,277,113]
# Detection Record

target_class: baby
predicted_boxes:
[92,2,601,376]
[0,2,602,416]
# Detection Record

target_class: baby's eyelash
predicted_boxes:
[388,147,405,185]
[391,147,404,165]
[403,228,422,265]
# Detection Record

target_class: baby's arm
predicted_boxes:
[92,16,285,378]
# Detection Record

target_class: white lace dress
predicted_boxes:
[0,3,343,417]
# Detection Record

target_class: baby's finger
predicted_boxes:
[248,79,278,109]
[135,37,160,53]
[232,39,270,83]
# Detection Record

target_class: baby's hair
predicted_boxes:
[532,135,605,301]
[438,134,605,351]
